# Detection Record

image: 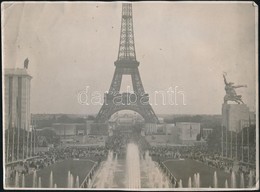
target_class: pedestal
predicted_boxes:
[222,104,250,132]
[221,103,250,159]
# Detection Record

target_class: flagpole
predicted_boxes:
[17,123,20,160]
[221,126,223,157]
[35,121,38,155]
[17,99,20,161]
[33,124,36,156]
[247,126,249,162]
[242,128,244,162]
[26,126,29,159]
[30,128,33,157]
[236,130,238,160]
[22,123,25,160]
[248,115,251,163]
[12,122,15,162]
[6,115,10,163]
[230,131,233,159]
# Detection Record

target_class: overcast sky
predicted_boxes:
[2,2,257,115]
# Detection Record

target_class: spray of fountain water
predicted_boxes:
[197,173,200,188]
[49,171,53,188]
[126,143,141,188]
[67,171,71,188]
[213,171,218,188]
[38,177,42,188]
[188,177,192,188]
[225,179,228,188]
[240,172,245,188]
[33,170,37,188]
[248,170,253,187]
[178,179,183,188]
[75,176,80,188]
[15,171,19,187]
[193,173,197,187]
[142,150,171,188]
[230,171,236,188]
[88,178,92,187]
[70,173,74,188]
[22,174,25,187]
[156,167,163,188]
[54,183,57,188]
[92,150,117,188]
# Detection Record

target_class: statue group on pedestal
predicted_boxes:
[223,74,247,104]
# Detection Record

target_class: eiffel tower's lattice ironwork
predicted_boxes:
[95,3,159,124]
[117,3,136,61]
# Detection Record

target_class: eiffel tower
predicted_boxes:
[95,3,158,124]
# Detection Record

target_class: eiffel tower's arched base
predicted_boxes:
[94,101,159,124]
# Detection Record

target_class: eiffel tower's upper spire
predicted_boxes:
[117,3,137,61]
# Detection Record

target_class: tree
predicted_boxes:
[74,118,85,123]
[38,129,60,146]
[57,115,72,123]
[87,115,95,120]
[196,133,201,141]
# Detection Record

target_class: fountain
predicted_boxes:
[70,173,74,188]
[178,179,183,188]
[197,173,200,188]
[188,177,192,188]
[141,149,171,188]
[22,174,25,187]
[54,183,57,188]
[230,171,236,188]
[38,177,42,188]
[32,170,37,188]
[126,143,141,188]
[193,173,197,187]
[156,167,163,188]
[93,150,116,188]
[49,171,53,188]
[88,178,92,187]
[213,171,218,188]
[163,175,169,188]
[240,172,245,188]
[15,171,19,187]
[75,176,80,188]
[67,171,71,188]
[248,170,253,187]
[225,179,228,188]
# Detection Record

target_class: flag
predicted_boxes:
[16,96,20,128]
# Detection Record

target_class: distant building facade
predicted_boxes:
[165,124,175,135]
[175,122,201,145]
[201,128,213,140]
[144,123,157,134]
[52,123,86,136]
[4,68,32,130]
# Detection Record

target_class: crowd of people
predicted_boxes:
[6,145,108,185]
[148,144,256,186]
[6,131,256,188]
[7,132,142,184]
[105,130,151,158]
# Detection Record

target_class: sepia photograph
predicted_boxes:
[2,1,259,190]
